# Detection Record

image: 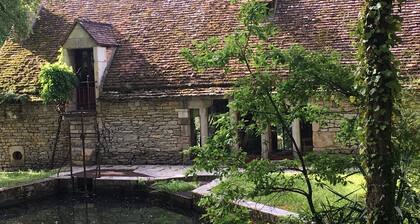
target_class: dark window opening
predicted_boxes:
[209,99,229,114]
[190,109,201,147]
[300,121,314,153]
[271,125,293,152]
[239,113,261,156]
[209,99,229,137]
[73,48,95,111]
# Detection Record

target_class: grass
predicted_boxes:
[0,170,56,188]
[252,174,365,213]
[152,180,199,193]
[212,173,366,214]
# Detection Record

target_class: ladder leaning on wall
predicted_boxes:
[55,110,109,196]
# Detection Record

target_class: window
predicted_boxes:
[190,109,201,146]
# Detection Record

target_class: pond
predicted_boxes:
[0,195,200,224]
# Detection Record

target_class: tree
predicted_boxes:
[355,0,405,223]
[0,0,40,45]
[182,1,361,223]
[183,0,417,223]
[39,60,78,168]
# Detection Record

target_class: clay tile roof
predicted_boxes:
[0,0,418,99]
[75,18,118,47]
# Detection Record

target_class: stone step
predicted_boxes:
[69,130,97,135]
[70,124,96,130]
[70,142,97,148]
[67,114,97,165]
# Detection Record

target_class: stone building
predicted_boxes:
[0,0,419,169]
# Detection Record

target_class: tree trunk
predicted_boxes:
[359,0,400,223]
[50,113,63,169]
[50,103,66,169]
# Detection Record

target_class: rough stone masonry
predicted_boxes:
[0,102,69,170]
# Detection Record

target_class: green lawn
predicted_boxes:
[152,180,199,193]
[213,173,366,214]
[0,170,56,188]
[252,174,365,213]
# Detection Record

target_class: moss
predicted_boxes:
[0,41,47,96]
[0,91,30,105]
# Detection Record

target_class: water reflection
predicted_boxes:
[0,195,198,224]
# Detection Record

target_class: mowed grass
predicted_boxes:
[0,170,56,188]
[212,173,366,214]
[152,180,199,193]
[252,174,366,213]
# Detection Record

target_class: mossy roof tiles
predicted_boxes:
[74,18,118,47]
[0,0,418,99]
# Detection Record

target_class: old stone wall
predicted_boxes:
[97,99,187,165]
[0,103,69,170]
[312,102,356,152]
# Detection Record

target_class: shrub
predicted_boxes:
[38,62,77,105]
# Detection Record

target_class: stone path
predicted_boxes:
[193,178,297,218]
[57,165,212,181]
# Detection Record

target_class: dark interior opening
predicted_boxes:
[271,125,293,152]
[12,151,23,161]
[239,113,261,156]
[300,121,314,153]
[73,48,96,111]
[190,109,200,146]
[208,99,229,137]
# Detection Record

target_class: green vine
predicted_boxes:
[355,0,407,223]
[0,91,29,105]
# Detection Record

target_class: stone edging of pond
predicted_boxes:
[192,179,298,223]
[0,178,58,208]
[0,172,297,223]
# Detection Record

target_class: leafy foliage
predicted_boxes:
[189,115,367,223]
[201,174,252,224]
[152,180,198,193]
[393,88,420,223]
[0,0,40,44]
[39,61,77,168]
[0,91,29,105]
[38,62,78,106]
[355,0,410,222]
[186,114,246,178]
[181,0,418,223]
[182,0,360,223]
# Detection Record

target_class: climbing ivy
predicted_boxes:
[0,91,29,105]
[355,0,406,223]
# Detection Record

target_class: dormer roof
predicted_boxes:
[74,18,118,47]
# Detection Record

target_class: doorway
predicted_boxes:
[74,48,95,111]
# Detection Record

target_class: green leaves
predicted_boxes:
[0,91,29,105]
[0,0,41,44]
[38,62,78,105]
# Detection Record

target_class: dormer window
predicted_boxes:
[62,18,118,111]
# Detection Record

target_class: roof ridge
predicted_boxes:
[75,17,113,27]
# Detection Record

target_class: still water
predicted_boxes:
[0,195,199,224]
